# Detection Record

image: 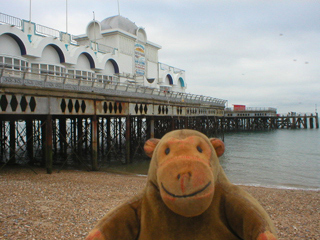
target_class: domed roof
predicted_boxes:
[101,15,138,35]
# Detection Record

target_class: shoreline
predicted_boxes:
[0,167,319,239]
[234,183,320,192]
[95,168,320,192]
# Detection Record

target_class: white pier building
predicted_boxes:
[0,13,186,93]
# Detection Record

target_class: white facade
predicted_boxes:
[0,13,186,92]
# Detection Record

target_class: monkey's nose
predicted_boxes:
[177,172,192,193]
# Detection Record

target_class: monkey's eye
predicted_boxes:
[197,146,203,153]
[165,148,170,155]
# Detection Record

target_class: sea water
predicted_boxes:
[221,129,320,190]
[105,129,320,190]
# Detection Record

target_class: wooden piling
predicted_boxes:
[73,118,77,150]
[84,118,89,153]
[0,120,3,156]
[59,117,67,156]
[303,115,307,128]
[45,115,53,174]
[106,117,111,152]
[9,120,15,164]
[125,116,131,164]
[52,119,57,155]
[150,118,155,138]
[99,117,104,155]
[309,115,314,129]
[91,114,98,171]
[26,118,34,164]
[77,117,83,156]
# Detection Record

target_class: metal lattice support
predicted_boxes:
[30,119,43,165]
[98,117,110,156]
[130,117,148,159]
[0,119,39,173]
[97,117,127,166]
[172,117,187,130]
[82,117,92,155]
[153,117,172,138]
[53,117,91,172]
[0,120,9,164]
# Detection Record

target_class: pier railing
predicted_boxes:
[225,107,277,112]
[0,12,123,55]
[0,64,227,106]
[0,12,22,29]
[159,62,185,73]
[278,112,316,117]
[35,23,61,38]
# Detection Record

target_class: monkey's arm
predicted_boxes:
[223,186,277,240]
[86,194,142,240]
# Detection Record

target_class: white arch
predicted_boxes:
[136,27,147,42]
[0,34,21,56]
[86,20,102,41]
[32,37,70,63]
[0,25,34,56]
[69,46,97,68]
[41,45,62,64]
[98,54,118,69]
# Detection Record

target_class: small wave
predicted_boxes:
[234,183,320,191]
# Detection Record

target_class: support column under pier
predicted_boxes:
[150,118,155,139]
[45,115,53,174]
[309,116,314,129]
[77,117,83,157]
[0,120,3,157]
[9,120,16,164]
[303,115,308,129]
[107,117,111,151]
[91,115,98,171]
[59,117,67,156]
[171,117,175,131]
[125,116,131,164]
[26,118,34,164]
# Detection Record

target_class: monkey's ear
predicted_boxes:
[144,138,160,158]
[209,138,225,157]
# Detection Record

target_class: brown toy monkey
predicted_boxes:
[86,129,277,240]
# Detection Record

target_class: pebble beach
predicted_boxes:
[0,167,319,240]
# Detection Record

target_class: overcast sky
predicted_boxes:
[2,0,319,113]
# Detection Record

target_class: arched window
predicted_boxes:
[96,59,119,83]
[179,77,185,88]
[0,33,26,56]
[165,74,173,85]
[68,53,95,81]
[0,34,27,72]
[30,45,66,77]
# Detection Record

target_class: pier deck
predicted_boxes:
[0,68,226,173]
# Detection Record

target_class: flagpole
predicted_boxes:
[29,0,32,22]
[118,0,120,16]
[93,11,97,49]
[66,0,68,33]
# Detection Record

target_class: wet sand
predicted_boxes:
[0,167,319,239]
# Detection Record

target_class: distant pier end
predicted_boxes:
[224,106,319,130]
